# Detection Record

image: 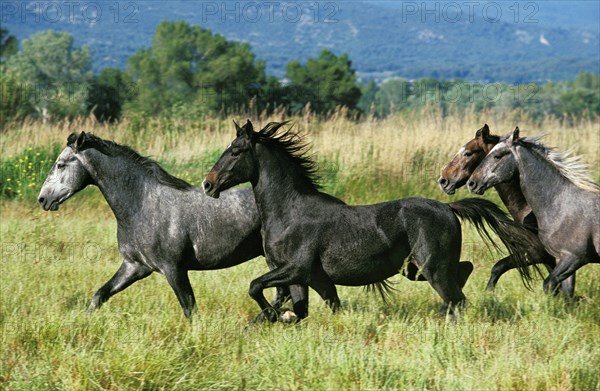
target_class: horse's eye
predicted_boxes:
[493,154,503,160]
[57,163,66,169]
[464,151,473,157]
[231,150,241,157]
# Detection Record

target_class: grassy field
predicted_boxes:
[1,110,599,390]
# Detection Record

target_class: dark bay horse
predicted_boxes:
[37,132,337,318]
[202,120,539,322]
[438,124,571,294]
[468,128,600,294]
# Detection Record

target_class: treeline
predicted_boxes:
[1,22,598,130]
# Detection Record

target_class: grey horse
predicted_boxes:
[37,132,331,318]
[202,120,539,322]
[438,124,568,294]
[468,128,600,293]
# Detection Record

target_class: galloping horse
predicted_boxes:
[439,125,570,294]
[202,120,539,322]
[468,128,600,294]
[38,132,339,318]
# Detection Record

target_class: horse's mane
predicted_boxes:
[516,136,600,194]
[68,133,194,191]
[253,122,322,191]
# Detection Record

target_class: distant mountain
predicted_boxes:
[3,1,599,83]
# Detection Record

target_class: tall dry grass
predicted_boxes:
[3,108,598,169]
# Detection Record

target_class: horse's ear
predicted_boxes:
[241,119,254,138]
[481,124,490,138]
[475,124,489,138]
[67,133,78,146]
[234,119,243,137]
[67,132,86,150]
[75,131,87,150]
[512,127,520,141]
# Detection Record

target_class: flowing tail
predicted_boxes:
[448,198,542,289]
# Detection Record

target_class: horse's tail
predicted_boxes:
[448,198,541,289]
[365,280,396,303]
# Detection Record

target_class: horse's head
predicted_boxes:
[467,127,520,195]
[38,132,94,211]
[438,124,499,194]
[203,120,257,198]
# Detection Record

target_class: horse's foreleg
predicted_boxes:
[265,258,291,308]
[248,263,310,323]
[87,260,152,313]
[165,268,197,319]
[544,253,586,295]
[560,274,576,297]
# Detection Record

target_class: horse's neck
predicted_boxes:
[252,147,308,226]
[514,146,565,225]
[84,151,147,222]
[494,180,532,223]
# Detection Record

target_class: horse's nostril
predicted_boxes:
[202,180,212,192]
[467,181,475,188]
[38,197,45,204]
[439,177,447,186]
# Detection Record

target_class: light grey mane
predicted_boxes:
[516,136,600,194]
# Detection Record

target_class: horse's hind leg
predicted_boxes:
[87,260,152,313]
[165,268,197,319]
[420,256,467,315]
[458,261,473,289]
[309,263,341,313]
[486,255,518,290]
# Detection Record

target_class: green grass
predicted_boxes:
[1,114,599,390]
[2,194,599,390]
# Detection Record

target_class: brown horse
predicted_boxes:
[438,125,575,295]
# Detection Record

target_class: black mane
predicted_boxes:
[253,122,322,191]
[68,133,194,191]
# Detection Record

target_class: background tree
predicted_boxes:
[0,29,28,130]
[127,21,266,116]
[0,28,18,64]
[86,68,134,122]
[284,49,362,115]
[4,31,91,121]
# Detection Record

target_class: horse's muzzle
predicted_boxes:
[467,180,487,195]
[38,196,60,211]
[202,180,220,198]
[438,177,456,195]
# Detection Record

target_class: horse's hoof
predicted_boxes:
[279,310,297,323]
[251,307,279,324]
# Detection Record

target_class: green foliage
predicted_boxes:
[4,31,91,121]
[555,72,600,119]
[2,25,597,125]
[0,144,61,199]
[360,72,600,120]
[126,21,265,116]
[284,49,362,115]
[86,68,134,122]
[0,28,17,64]
[0,66,34,130]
